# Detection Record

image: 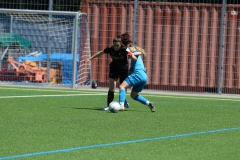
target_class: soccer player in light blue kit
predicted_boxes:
[118,45,155,112]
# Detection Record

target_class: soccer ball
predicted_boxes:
[109,101,121,113]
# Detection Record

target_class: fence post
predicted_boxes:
[49,0,53,10]
[218,0,226,95]
[72,13,79,89]
[133,0,138,45]
[46,0,53,83]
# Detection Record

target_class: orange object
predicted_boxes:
[0,57,61,83]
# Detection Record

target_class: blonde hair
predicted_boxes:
[129,45,147,56]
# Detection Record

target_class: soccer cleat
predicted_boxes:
[119,106,125,111]
[102,106,109,111]
[124,100,130,108]
[148,102,155,112]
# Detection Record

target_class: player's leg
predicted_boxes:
[130,72,155,112]
[131,90,155,112]
[119,71,138,109]
[102,78,116,110]
[102,65,118,111]
[119,80,130,109]
[119,66,130,108]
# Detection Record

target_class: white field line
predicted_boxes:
[0,87,97,93]
[0,93,106,99]
[1,93,238,102]
[143,94,240,102]
[0,86,239,102]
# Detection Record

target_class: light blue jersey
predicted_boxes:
[125,53,147,93]
[129,53,145,73]
[119,50,151,107]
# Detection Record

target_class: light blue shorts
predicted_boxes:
[125,70,148,93]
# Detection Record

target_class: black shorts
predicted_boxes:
[109,63,128,84]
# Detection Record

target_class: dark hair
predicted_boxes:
[113,36,122,43]
[120,33,132,47]
[121,32,147,56]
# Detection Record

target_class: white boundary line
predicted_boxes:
[0,93,106,99]
[0,86,239,102]
[0,91,239,102]
[0,87,96,93]
[143,94,240,102]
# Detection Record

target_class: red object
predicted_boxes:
[127,51,133,56]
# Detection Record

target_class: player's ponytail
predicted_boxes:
[134,46,147,56]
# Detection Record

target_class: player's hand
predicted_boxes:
[128,54,137,61]
[127,54,133,59]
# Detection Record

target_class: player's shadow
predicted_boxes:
[73,107,144,112]
[61,107,102,111]
[73,107,103,111]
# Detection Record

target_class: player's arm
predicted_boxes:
[128,50,143,61]
[85,50,105,63]
[126,48,139,61]
[127,54,137,61]
[132,51,143,56]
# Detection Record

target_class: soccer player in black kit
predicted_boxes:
[85,35,131,110]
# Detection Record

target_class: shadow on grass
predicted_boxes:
[73,107,145,112]
[73,107,103,111]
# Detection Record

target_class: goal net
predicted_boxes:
[0,9,92,88]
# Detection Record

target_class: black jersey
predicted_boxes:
[104,46,128,68]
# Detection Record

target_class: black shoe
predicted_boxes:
[148,102,155,112]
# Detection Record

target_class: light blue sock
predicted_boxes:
[119,89,126,103]
[134,95,147,105]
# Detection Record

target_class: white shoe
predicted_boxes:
[119,106,125,111]
[102,106,109,111]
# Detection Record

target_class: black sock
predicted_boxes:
[107,91,114,106]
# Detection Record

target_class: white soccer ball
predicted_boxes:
[109,101,121,113]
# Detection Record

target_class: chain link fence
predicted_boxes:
[1,1,239,12]
[0,0,81,11]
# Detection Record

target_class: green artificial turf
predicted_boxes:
[0,86,239,160]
